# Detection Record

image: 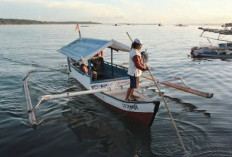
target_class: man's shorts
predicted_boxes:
[130,75,139,89]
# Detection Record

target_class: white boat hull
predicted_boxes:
[69,66,160,126]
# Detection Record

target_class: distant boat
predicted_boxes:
[176,24,187,27]
[190,45,232,59]
[158,23,163,26]
[190,24,232,59]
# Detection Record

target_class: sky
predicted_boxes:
[0,0,232,24]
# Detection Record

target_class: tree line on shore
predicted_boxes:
[0,18,100,25]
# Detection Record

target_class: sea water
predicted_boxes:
[0,24,232,157]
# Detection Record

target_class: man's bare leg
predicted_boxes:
[125,88,132,101]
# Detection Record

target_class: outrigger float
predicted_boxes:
[190,23,232,59]
[23,36,213,127]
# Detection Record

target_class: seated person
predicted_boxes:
[80,59,97,80]
[92,51,104,59]
[91,51,104,72]
[99,51,104,58]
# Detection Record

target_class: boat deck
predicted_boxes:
[104,88,154,102]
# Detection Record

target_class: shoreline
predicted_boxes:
[0,18,101,25]
[0,18,225,26]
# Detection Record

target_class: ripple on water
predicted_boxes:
[1,25,232,157]
[150,111,210,156]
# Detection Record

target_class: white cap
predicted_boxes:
[134,38,142,45]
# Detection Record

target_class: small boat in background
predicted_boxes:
[175,24,187,27]
[190,23,232,59]
[190,44,232,59]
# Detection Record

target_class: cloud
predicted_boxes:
[0,0,126,22]
[1,0,232,24]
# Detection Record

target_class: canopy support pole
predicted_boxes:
[111,48,114,77]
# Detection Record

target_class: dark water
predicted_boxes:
[0,24,232,157]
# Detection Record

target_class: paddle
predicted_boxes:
[126,32,187,153]
[147,68,186,152]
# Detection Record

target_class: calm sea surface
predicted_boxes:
[0,24,232,157]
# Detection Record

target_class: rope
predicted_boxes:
[174,77,190,88]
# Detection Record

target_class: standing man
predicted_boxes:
[125,39,149,101]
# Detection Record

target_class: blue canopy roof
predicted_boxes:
[57,37,130,62]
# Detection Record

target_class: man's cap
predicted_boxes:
[134,38,142,45]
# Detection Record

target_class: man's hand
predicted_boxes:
[146,66,150,71]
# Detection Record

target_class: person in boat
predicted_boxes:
[91,51,104,72]
[125,39,149,101]
[91,51,104,76]
[80,59,97,80]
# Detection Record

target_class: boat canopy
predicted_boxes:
[57,37,130,62]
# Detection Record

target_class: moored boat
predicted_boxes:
[190,45,232,59]
[190,24,232,59]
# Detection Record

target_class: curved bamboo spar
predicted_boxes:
[32,88,112,112]
[147,69,186,152]
[141,74,213,98]
[161,81,213,98]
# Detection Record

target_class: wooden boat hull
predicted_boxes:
[94,92,160,126]
[69,66,160,127]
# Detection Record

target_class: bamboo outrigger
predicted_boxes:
[24,38,162,126]
[23,35,213,127]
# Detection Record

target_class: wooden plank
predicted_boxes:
[105,89,152,102]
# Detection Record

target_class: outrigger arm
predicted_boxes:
[33,88,112,111]
[33,81,154,112]
[142,74,213,98]
[23,70,113,125]
[23,70,156,125]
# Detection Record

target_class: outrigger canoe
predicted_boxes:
[24,37,160,127]
[24,37,214,127]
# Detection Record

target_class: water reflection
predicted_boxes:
[164,95,211,118]
[61,97,153,157]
